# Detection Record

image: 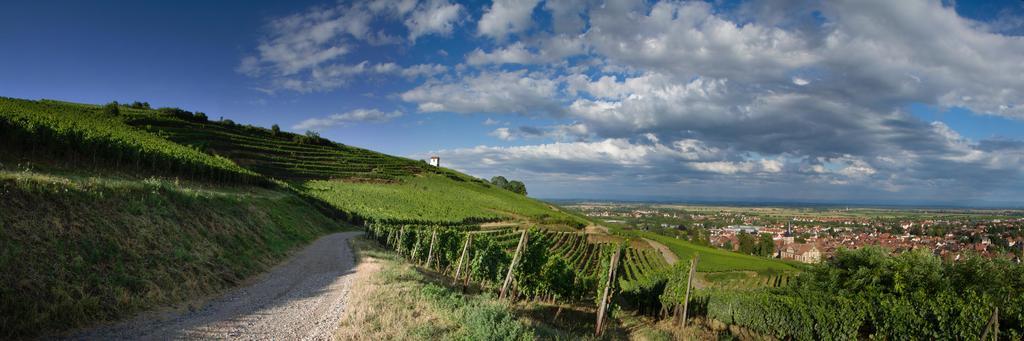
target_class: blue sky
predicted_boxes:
[3,0,1024,206]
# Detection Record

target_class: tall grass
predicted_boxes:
[0,172,344,338]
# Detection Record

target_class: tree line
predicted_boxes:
[489,176,527,195]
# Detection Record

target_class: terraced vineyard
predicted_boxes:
[0,98,261,184]
[124,113,430,181]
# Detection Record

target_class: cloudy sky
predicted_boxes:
[3,0,1024,206]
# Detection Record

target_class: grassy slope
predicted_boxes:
[305,175,588,227]
[0,98,355,337]
[0,172,346,338]
[597,219,796,273]
[640,232,795,272]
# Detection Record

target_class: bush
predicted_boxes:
[194,112,208,122]
[695,247,1024,340]
[292,130,332,146]
[103,101,120,115]
[157,107,191,120]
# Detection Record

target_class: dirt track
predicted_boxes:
[643,237,679,265]
[70,232,362,340]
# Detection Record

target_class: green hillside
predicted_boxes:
[0,97,789,338]
[304,176,587,226]
[638,231,795,272]
[0,97,586,227]
[122,110,430,181]
[0,98,262,184]
[0,172,345,338]
[0,97,593,337]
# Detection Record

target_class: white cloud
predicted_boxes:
[276,61,447,92]
[400,70,563,115]
[466,35,585,65]
[405,0,463,41]
[240,1,457,91]
[293,109,403,130]
[398,63,449,78]
[490,127,515,140]
[477,0,541,40]
[466,42,538,65]
[689,161,757,175]
[238,0,1024,202]
[543,0,587,34]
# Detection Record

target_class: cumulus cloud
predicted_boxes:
[405,0,463,41]
[489,127,514,141]
[400,70,564,115]
[270,61,447,92]
[477,0,541,40]
[486,123,590,142]
[242,0,1024,202]
[240,0,459,91]
[466,35,584,65]
[293,109,403,131]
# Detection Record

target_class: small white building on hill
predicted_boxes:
[429,156,440,167]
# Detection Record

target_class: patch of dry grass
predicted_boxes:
[337,238,538,340]
[336,238,459,340]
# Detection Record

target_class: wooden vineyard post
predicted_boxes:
[595,248,621,337]
[981,307,999,341]
[681,254,700,328]
[499,230,529,300]
[454,234,473,281]
[426,230,438,268]
[396,226,406,255]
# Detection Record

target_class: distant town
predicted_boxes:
[566,203,1024,264]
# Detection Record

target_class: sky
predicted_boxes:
[3,0,1024,206]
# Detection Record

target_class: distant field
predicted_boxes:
[616,229,796,273]
[304,175,589,227]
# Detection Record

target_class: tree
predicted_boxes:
[103,101,120,115]
[507,180,527,195]
[194,112,208,122]
[738,232,756,255]
[756,233,775,257]
[689,227,710,246]
[271,124,281,136]
[490,176,509,188]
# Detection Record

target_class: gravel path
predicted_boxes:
[643,237,679,265]
[70,232,362,341]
